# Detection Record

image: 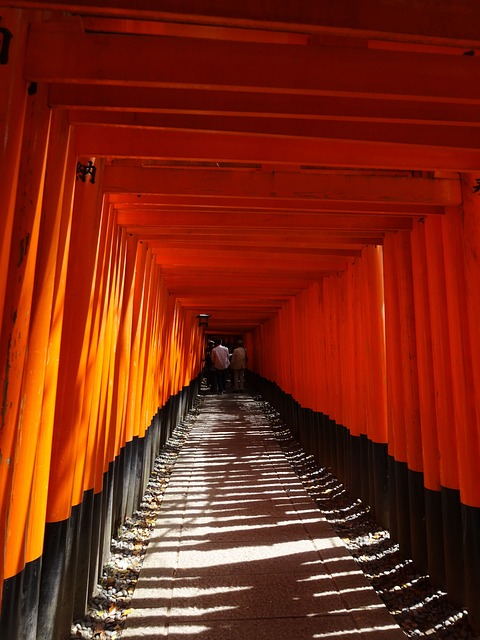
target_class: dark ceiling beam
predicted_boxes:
[132,235,382,249]
[6,0,480,46]
[69,110,480,151]
[48,85,480,128]
[102,166,459,206]
[150,249,349,269]
[118,211,414,231]
[76,125,480,172]
[25,21,480,102]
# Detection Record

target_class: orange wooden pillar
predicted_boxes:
[442,204,480,508]
[441,205,479,607]
[156,280,173,411]
[0,9,29,328]
[347,247,387,519]
[322,277,341,430]
[112,234,145,529]
[0,97,76,640]
[294,288,314,456]
[81,199,123,595]
[0,9,30,609]
[409,219,444,586]
[361,246,389,524]
[134,247,155,438]
[320,276,340,473]
[359,246,388,445]
[309,281,326,415]
[243,332,254,373]
[383,229,425,565]
[310,279,331,468]
[0,83,50,614]
[320,277,333,423]
[125,241,148,444]
[37,156,106,639]
[303,284,324,463]
[459,175,480,630]
[336,262,360,487]
[333,272,348,481]
[342,262,359,437]
[444,181,480,624]
[423,213,464,602]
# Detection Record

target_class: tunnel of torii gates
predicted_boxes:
[2,2,480,638]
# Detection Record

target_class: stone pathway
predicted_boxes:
[120,394,406,639]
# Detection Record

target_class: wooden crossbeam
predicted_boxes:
[25,21,480,101]
[13,1,480,46]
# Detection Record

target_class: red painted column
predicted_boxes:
[410,218,444,584]
[125,241,148,443]
[361,245,389,523]
[310,284,322,411]
[46,157,106,523]
[0,10,30,603]
[410,220,440,491]
[323,276,341,423]
[459,174,480,628]
[441,206,479,507]
[423,213,463,601]
[342,263,358,435]
[310,281,326,414]
[384,230,424,469]
[0,79,52,607]
[27,109,77,583]
[459,178,480,508]
[424,216,459,493]
[135,249,156,436]
[361,246,387,445]
[0,9,29,328]
[383,229,423,560]
[83,202,120,503]
[113,232,138,452]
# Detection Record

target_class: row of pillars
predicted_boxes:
[250,202,480,629]
[1,11,205,637]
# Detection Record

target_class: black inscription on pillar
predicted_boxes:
[0,21,13,65]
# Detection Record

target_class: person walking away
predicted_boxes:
[204,339,215,391]
[211,338,230,393]
[230,339,248,392]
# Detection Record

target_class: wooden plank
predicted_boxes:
[75,125,480,172]
[10,0,480,46]
[103,166,459,206]
[25,21,480,101]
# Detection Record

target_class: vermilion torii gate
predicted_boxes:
[1,2,480,638]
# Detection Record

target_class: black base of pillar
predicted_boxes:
[408,469,427,573]
[462,503,480,633]
[0,557,42,640]
[442,487,465,608]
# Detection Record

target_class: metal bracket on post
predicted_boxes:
[0,17,13,65]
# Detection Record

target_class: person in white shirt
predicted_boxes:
[211,338,230,393]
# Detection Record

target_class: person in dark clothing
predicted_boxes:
[204,339,215,391]
[230,339,248,392]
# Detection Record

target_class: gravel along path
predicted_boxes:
[70,404,201,640]
[70,395,480,639]
[258,399,480,640]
